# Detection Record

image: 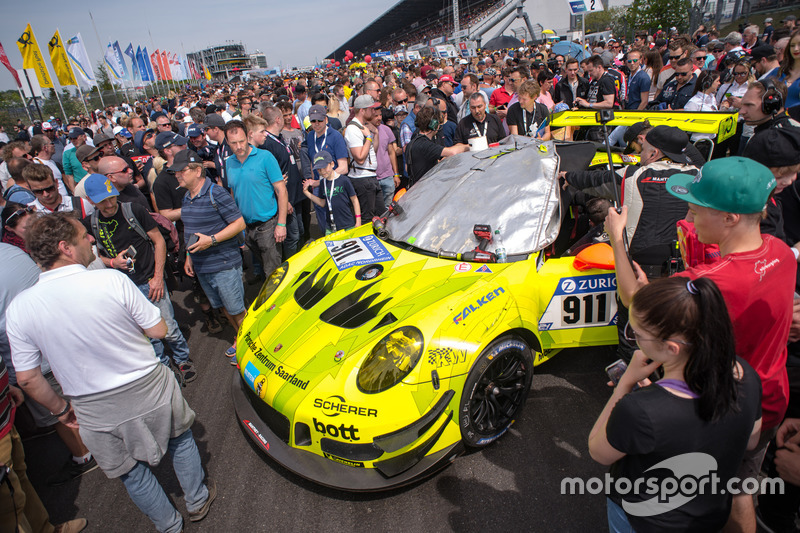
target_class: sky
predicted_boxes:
[0,0,398,92]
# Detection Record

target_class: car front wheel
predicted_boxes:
[459,336,534,448]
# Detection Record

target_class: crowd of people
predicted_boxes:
[0,13,800,532]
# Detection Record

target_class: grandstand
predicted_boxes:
[326,0,506,60]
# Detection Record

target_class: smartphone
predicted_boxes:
[605,359,628,386]
[187,234,200,249]
[126,245,137,259]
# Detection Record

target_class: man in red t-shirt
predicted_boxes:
[607,156,795,533]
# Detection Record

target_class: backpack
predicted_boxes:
[90,202,180,255]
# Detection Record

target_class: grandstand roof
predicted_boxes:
[327,0,489,59]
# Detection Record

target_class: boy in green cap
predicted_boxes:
[604,156,796,533]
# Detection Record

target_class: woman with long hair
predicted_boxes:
[1,202,34,253]
[779,29,800,109]
[642,50,663,102]
[589,276,762,532]
[684,70,729,142]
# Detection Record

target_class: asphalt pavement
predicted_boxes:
[23,270,620,533]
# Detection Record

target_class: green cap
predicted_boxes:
[666,156,776,214]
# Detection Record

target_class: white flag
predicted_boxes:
[65,33,96,86]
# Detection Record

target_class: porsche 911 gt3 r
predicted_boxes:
[232,136,621,491]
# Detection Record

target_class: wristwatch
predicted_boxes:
[211,235,218,246]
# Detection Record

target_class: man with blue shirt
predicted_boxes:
[224,120,288,281]
[171,150,246,363]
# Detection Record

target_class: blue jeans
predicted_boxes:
[197,266,246,315]
[377,177,395,212]
[120,429,208,533]
[607,498,636,533]
[136,279,190,366]
[283,207,304,259]
[608,125,628,147]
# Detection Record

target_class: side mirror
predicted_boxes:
[573,243,615,271]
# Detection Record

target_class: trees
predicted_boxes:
[584,6,629,38]
[95,60,112,91]
[625,0,691,36]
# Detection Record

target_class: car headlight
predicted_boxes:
[253,262,288,311]
[357,327,424,394]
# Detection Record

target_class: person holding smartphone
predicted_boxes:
[589,276,762,532]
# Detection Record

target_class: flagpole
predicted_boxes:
[17,85,33,123]
[26,25,68,123]
[109,38,133,105]
[56,29,90,118]
[89,11,119,107]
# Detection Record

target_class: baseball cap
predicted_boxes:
[93,133,114,147]
[113,126,132,139]
[750,45,776,61]
[83,173,119,203]
[155,131,188,151]
[354,95,380,109]
[743,127,800,168]
[783,15,797,22]
[308,105,327,121]
[666,156,776,214]
[485,68,497,76]
[624,120,651,144]
[393,104,409,115]
[312,150,334,170]
[183,116,193,124]
[186,124,204,138]
[41,122,53,131]
[167,149,202,172]
[645,125,690,164]
[439,75,455,84]
[765,17,773,23]
[76,145,102,163]
[204,114,226,129]
[68,127,85,139]
[205,104,218,114]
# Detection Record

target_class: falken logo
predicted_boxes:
[453,287,505,324]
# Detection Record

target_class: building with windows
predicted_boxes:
[250,50,268,69]
[188,42,254,80]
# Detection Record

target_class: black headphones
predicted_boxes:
[761,77,783,115]
[429,112,440,131]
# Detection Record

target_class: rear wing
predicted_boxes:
[550,110,739,142]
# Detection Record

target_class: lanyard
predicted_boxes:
[313,129,327,155]
[521,107,536,136]
[323,174,338,231]
[472,120,486,138]
[267,131,296,164]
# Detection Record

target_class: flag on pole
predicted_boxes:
[160,50,172,80]
[16,23,53,88]
[65,33,95,86]
[203,64,212,80]
[47,30,77,86]
[150,49,162,80]
[135,46,150,81]
[188,58,198,80]
[0,42,22,87]
[104,43,122,82]
[142,46,155,81]
[113,41,130,80]
[124,43,138,81]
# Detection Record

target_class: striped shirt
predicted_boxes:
[182,178,243,274]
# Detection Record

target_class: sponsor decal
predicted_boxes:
[268,304,275,311]
[242,332,309,389]
[539,274,618,330]
[274,343,283,352]
[325,235,393,271]
[453,287,505,324]
[313,418,360,441]
[427,347,468,368]
[334,350,344,362]
[324,452,365,468]
[454,262,471,273]
[254,374,268,399]
[244,420,269,450]
[639,176,670,183]
[755,258,780,282]
[476,425,512,446]
[475,265,493,273]
[314,395,378,417]
[243,361,260,389]
[671,185,688,194]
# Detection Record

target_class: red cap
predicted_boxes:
[439,75,455,83]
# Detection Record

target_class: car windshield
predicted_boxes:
[383,136,562,257]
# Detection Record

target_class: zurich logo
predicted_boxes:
[561,279,576,293]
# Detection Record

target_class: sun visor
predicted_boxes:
[385,136,561,256]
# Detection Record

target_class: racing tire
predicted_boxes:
[459,336,534,448]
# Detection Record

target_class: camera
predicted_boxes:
[596,110,615,124]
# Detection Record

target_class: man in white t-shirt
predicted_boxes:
[7,213,216,533]
[31,134,72,194]
[344,96,383,221]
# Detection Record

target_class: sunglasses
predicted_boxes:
[734,71,749,76]
[395,97,408,104]
[4,206,33,227]
[669,55,682,60]
[675,71,691,77]
[623,321,692,346]
[310,119,325,123]
[31,184,56,195]
[693,56,707,61]
[626,58,639,63]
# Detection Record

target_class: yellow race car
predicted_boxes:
[232,136,621,491]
